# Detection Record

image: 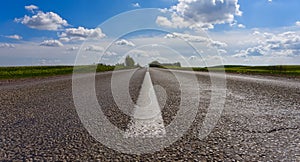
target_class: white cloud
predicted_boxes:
[115,39,135,47]
[104,51,118,56]
[83,45,117,57]
[164,32,227,49]
[132,3,141,8]
[5,34,22,40]
[188,55,198,60]
[234,31,300,57]
[59,37,71,42]
[164,32,208,42]
[156,0,242,30]
[156,14,196,29]
[156,16,173,28]
[15,11,68,31]
[296,21,300,26]
[0,43,15,48]
[84,45,104,52]
[238,24,246,28]
[252,31,261,35]
[59,26,105,42]
[128,49,154,58]
[2,31,300,66]
[40,40,63,47]
[38,58,61,65]
[234,46,265,57]
[25,5,38,13]
[218,49,228,54]
[66,46,79,51]
[209,40,228,48]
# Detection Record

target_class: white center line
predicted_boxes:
[124,69,166,138]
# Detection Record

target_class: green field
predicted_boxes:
[162,65,300,76]
[0,64,116,79]
[1,65,300,79]
[215,65,300,76]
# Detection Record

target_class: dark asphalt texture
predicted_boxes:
[0,68,299,161]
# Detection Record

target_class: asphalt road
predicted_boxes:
[0,68,299,161]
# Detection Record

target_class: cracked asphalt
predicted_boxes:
[0,68,299,161]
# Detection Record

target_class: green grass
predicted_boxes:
[222,65,300,76]
[0,64,116,79]
[2,64,299,79]
[162,65,300,76]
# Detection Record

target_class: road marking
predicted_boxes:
[124,70,166,138]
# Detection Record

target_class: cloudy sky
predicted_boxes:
[1,0,300,66]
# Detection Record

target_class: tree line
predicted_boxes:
[149,60,181,68]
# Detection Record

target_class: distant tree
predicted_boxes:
[149,60,161,67]
[125,55,135,67]
[151,61,160,65]
[174,62,181,67]
[149,60,181,68]
[116,63,125,67]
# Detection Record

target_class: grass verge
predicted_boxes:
[0,64,116,80]
[161,65,300,77]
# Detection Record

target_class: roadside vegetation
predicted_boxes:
[0,64,115,79]
[149,60,181,68]
[0,55,142,79]
[2,57,299,80]
[208,65,300,76]
[115,55,141,70]
[197,65,300,76]
[149,61,300,77]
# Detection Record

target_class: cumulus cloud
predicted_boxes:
[252,31,261,36]
[132,3,141,8]
[156,16,174,28]
[296,21,300,26]
[234,46,265,57]
[15,11,68,31]
[156,0,242,30]
[234,31,300,57]
[59,26,105,42]
[238,24,246,28]
[40,40,63,47]
[164,32,208,42]
[83,45,117,56]
[5,34,22,40]
[164,32,227,50]
[156,14,194,29]
[0,43,15,48]
[25,5,39,13]
[115,39,135,47]
[209,40,228,48]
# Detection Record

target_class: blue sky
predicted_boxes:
[1,0,300,66]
